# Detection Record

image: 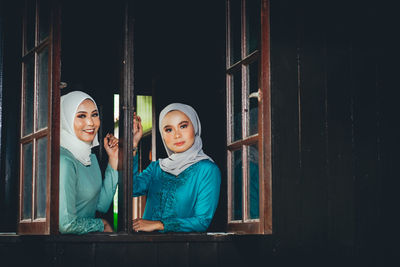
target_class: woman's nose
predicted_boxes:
[86,117,94,126]
[174,130,181,138]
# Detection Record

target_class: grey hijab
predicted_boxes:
[158,103,213,176]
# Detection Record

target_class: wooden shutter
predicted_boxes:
[226,0,271,234]
[18,0,61,235]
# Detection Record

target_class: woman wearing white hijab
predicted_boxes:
[132,103,221,232]
[59,91,119,234]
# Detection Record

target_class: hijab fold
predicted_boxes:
[60,91,99,166]
[158,103,213,176]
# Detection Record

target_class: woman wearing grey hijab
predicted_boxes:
[132,103,221,232]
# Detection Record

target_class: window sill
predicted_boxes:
[0,232,270,243]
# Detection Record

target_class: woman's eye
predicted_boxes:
[165,128,172,133]
[180,124,188,129]
[77,114,86,119]
[92,113,99,117]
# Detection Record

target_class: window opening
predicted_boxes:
[132,95,153,220]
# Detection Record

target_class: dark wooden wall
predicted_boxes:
[0,0,22,232]
[270,0,397,266]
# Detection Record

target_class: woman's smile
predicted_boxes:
[74,99,100,143]
[83,128,95,134]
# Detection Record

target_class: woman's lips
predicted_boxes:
[174,141,185,146]
[83,129,95,134]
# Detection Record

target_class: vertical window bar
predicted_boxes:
[242,145,248,221]
[226,0,231,69]
[226,74,232,143]
[227,150,232,221]
[241,0,248,222]
[32,139,36,220]
[241,0,247,60]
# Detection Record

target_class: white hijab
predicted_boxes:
[60,91,99,166]
[158,103,213,176]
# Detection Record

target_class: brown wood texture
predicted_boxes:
[49,0,61,235]
[118,0,134,233]
[226,0,269,234]
[260,0,272,234]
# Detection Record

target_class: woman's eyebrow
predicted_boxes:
[91,109,99,113]
[178,120,189,125]
[76,110,88,114]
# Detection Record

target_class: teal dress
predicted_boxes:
[59,147,118,234]
[133,156,221,232]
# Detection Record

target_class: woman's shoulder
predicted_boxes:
[60,147,75,161]
[60,147,97,166]
[194,159,220,174]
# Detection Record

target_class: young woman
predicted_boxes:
[59,91,119,234]
[132,103,221,232]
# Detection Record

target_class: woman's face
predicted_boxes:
[73,99,100,143]
[161,110,195,153]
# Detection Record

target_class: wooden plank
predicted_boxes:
[296,0,329,249]
[157,242,189,267]
[324,1,356,262]
[217,241,245,266]
[269,0,302,247]
[95,243,127,267]
[188,242,218,267]
[56,243,95,267]
[118,0,134,233]
[125,242,158,267]
[350,2,381,265]
[376,4,398,266]
[0,242,21,267]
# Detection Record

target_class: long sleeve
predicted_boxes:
[160,163,221,232]
[132,155,157,197]
[59,155,104,234]
[96,164,119,213]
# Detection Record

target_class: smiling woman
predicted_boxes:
[73,99,100,144]
[59,91,119,234]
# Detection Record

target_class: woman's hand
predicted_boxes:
[133,113,143,155]
[132,218,164,232]
[101,219,114,233]
[104,133,118,170]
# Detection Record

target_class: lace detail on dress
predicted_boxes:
[65,217,104,235]
[152,165,195,231]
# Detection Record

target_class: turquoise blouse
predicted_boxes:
[133,156,221,232]
[59,147,118,234]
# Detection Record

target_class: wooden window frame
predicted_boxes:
[226,0,271,234]
[18,0,61,235]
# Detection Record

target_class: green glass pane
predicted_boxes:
[232,149,243,220]
[248,144,259,219]
[231,71,242,141]
[39,0,50,42]
[229,0,242,65]
[26,0,36,52]
[248,61,259,136]
[36,137,48,219]
[37,47,49,129]
[136,95,152,135]
[24,57,35,135]
[245,0,261,55]
[22,143,33,220]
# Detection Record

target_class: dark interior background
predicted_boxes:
[60,0,227,231]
